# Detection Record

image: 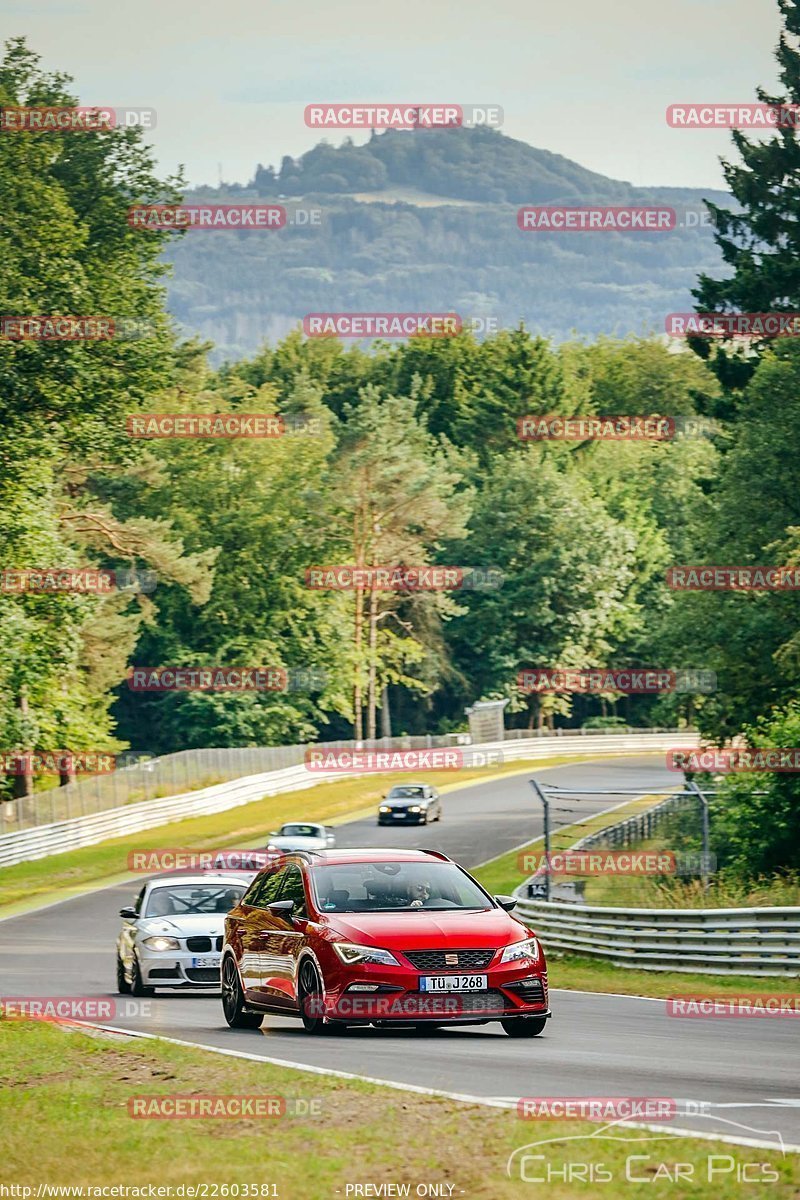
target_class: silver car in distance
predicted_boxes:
[266,821,336,853]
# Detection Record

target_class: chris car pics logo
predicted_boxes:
[507,1112,784,1184]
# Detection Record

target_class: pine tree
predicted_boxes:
[691,0,800,401]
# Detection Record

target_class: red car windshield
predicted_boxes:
[310,862,492,912]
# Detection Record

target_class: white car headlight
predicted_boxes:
[142,935,181,952]
[500,937,540,965]
[379,806,390,813]
[332,942,401,967]
[408,806,421,813]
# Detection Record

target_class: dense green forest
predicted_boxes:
[2,0,800,881]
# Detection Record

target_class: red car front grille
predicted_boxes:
[403,949,494,971]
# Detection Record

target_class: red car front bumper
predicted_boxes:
[318,953,549,1023]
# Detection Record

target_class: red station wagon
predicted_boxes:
[221,848,550,1036]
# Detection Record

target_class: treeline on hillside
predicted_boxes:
[252,127,639,204]
[250,126,725,208]
[164,196,728,364]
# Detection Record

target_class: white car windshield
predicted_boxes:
[387,787,425,799]
[144,884,245,918]
[279,824,320,837]
[311,862,491,912]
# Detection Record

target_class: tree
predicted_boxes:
[669,342,800,739]
[333,385,472,738]
[446,450,640,729]
[691,0,800,400]
[110,371,353,752]
[708,701,800,880]
[0,38,195,797]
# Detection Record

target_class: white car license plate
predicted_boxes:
[392,812,405,818]
[192,955,220,969]
[419,974,487,992]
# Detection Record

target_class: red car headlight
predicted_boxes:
[332,942,402,967]
[499,937,540,965]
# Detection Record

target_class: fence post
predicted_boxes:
[529,779,551,902]
[686,780,711,892]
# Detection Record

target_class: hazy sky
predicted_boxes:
[7,0,783,190]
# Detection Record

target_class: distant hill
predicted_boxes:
[165,127,732,361]
[251,126,643,204]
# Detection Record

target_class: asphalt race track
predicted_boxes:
[1,755,798,1151]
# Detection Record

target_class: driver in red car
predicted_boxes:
[407,879,433,907]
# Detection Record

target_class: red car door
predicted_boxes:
[261,864,309,1008]
[233,867,288,1000]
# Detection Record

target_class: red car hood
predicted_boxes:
[324,907,531,951]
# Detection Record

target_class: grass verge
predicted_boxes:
[0,753,600,917]
[581,838,800,909]
[1,1019,796,1197]
[546,953,800,998]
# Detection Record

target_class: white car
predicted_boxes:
[116,873,250,995]
[266,821,336,853]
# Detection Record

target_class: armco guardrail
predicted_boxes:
[514,896,800,977]
[2,738,465,832]
[0,730,692,869]
[0,725,683,833]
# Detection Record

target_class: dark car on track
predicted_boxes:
[377,783,442,825]
[221,848,549,1037]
